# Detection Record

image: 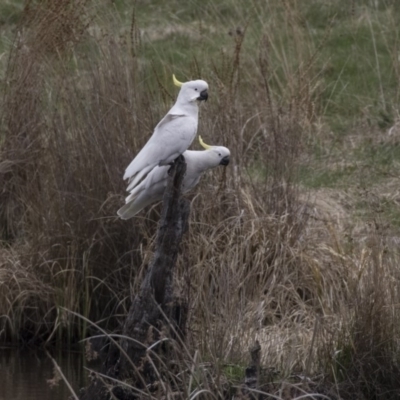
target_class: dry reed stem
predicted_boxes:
[0,1,400,398]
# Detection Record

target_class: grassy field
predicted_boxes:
[1,0,400,398]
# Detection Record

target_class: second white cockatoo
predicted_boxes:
[123,75,209,191]
[117,137,230,219]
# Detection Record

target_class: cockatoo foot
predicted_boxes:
[167,154,186,175]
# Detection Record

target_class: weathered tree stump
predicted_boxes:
[242,340,261,399]
[80,156,190,400]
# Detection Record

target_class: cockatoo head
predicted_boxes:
[173,74,209,103]
[199,136,230,167]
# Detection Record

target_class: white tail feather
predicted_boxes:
[126,164,155,191]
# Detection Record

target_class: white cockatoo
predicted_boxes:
[117,137,230,219]
[123,75,209,191]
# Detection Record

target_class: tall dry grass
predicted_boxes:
[1,1,400,398]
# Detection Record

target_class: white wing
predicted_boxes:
[123,113,197,190]
[118,147,232,219]
[117,165,169,219]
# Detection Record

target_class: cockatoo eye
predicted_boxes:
[218,153,221,156]
[194,88,198,91]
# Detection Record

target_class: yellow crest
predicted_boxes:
[199,136,212,150]
[172,74,183,87]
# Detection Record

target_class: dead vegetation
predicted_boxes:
[1,1,400,398]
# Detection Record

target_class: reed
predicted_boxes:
[1,0,400,398]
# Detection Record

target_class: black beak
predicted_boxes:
[219,156,230,166]
[197,89,208,101]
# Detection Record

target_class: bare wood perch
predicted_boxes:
[80,155,190,400]
[118,154,190,374]
[243,340,261,399]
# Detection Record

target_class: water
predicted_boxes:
[0,347,90,400]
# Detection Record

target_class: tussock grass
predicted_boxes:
[1,0,400,398]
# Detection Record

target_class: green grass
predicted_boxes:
[0,0,23,26]
[298,165,357,189]
[2,1,399,133]
[355,141,400,167]
[298,138,400,188]
[222,364,246,383]
[381,200,400,227]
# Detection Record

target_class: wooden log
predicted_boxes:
[118,154,189,377]
[80,155,190,400]
[242,340,261,399]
